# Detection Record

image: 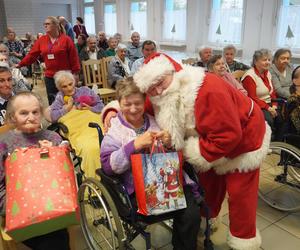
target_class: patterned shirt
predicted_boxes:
[0,98,8,126]
[5,40,24,56]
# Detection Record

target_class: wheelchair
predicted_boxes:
[258,99,300,212]
[77,123,213,250]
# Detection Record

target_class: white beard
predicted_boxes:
[150,66,205,150]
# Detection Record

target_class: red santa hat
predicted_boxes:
[134,53,183,93]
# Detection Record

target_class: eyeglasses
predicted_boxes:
[43,23,51,26]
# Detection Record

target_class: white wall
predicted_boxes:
[2,0,79,38]
[0,0,8,38]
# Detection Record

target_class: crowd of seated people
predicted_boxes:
[1,15,300,250]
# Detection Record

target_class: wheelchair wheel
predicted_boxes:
[78,178,126,250]
[259,142,300,212]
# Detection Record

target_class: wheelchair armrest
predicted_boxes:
[89,122,104,145]
[47,122,69,134]
[183,162,199,184]
[96,168,133,217]
[271,98,287,104]
[96,168,122,186]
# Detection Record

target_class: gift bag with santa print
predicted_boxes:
[131,141,187,216]
[4,146,79,242]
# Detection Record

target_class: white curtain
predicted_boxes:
[84,6,95,35]
[104,3,117,36]
[208,0,244,45]
[276,4,300,48]
[162,0,187,41]
[130,1,147,38]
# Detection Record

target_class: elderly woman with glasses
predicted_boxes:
[18,16,80,105]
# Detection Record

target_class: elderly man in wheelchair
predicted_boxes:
[78,78,209,250]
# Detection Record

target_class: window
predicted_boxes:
[84,0,94,3]
[276,0,300,48]
[130,0,147,38]
[84,6,95,34]
[162,0,187,41]
[208,0,244,45]
[104,2,117,36]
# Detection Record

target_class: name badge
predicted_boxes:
[47,54,55,60]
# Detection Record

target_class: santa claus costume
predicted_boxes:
[133,53,271,250]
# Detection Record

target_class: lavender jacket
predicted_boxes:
[100,112,160,195]
[50,86,104,122]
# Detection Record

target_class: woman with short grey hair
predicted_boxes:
[108,43,130,89]
[269,48,293,99]
[223,44,250,72]
[242,49,278,138]
[49,70,104,122]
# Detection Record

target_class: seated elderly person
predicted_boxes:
[242,49,279,137]
[48,70,104,178]
[131,40,157,75]
[113,32,122,44]
[75,34,87,55]
[0,65,14,127]
[194,46,212,69]
[207,55,247,95]
[0,43,20,66]
[223,44,250,72]
[79,36,105,62]
[0,92,70,250]
[108,43,130,89]
[0,43,28,76]
[0,56,31,92]
[101,77,201,250]
[270,48,293,99]
[287,66,300,135]
[104,37,118,57]
[97,31,109,50]
[4,31,24,60]
[127,32,143,66]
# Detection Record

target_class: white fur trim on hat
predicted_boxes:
[133,54,176,93]
[227,228,261,250]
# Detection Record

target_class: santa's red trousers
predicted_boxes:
[199,168,259,239]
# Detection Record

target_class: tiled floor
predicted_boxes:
[13,79,300,249]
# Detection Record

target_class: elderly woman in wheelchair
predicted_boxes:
[94,77,202,250]
[46,70,104,178]
[0,92,70,250]
[258,66,300,213]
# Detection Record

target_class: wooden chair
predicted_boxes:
[82,59,104,88]
[82,58,116,105]
[232,70,246,82]
[100,56,113,88]
[182,58,197,65]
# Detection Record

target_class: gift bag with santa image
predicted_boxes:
[131,141,187,216]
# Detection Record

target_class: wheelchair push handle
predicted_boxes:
[88,122,104,144]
